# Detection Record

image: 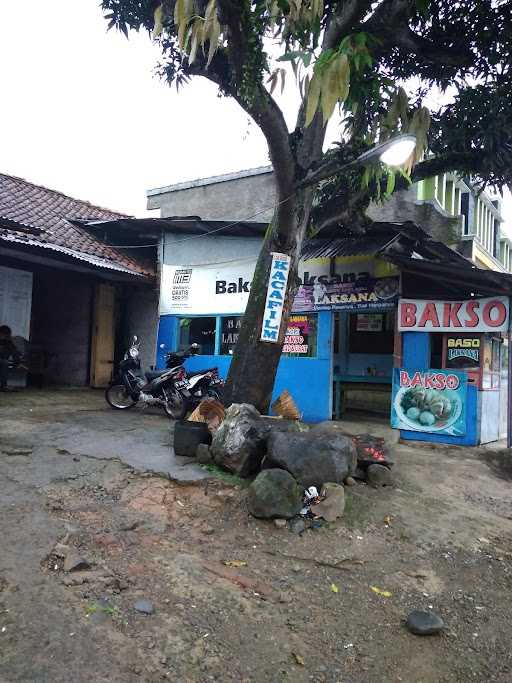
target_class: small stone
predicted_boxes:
[406,610,445,635]
[344,476,357,487]
[134,599,154,615]
[367,464,393,488]
[64,552,90,573]
[289,518,306,535]
[273,519,287,529]
[89,610,109,625]
[279,592,292,604]
[201,525,215,536]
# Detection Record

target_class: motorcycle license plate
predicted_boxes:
[174,380,187,389]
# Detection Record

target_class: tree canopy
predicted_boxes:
[101,0,512,411]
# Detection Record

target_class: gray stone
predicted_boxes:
[289,517,306,535]
[134,599,154,615]
[196,443,213,465]
[89,610,109,625]
[247,469,303,519]
[273,518,287,529]
[266,430,357,488]
[310,483,345,522]
[406,610,445,635]
[211,404,267,477]
[63,552,90,573]
[367,464,393,488]
[344,476,357,487]
[53,543,70,558]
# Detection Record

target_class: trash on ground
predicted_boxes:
[370,585,393,598]
[292,652,305,666]
[331,583,339,593]
[223,560,248,568]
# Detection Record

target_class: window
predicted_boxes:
[178,317,216,355]
[348,311,395,354]
[282,314,318,358]
[220,316,241,355]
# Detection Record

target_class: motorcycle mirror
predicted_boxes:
[132,335,139,344]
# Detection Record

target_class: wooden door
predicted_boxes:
[90,283,116,387]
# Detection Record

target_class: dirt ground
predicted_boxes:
[2,391,512,682]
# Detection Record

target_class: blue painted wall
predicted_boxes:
[399,331,479,446]
[156,310,333,422]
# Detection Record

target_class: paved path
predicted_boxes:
[0,388,207,482]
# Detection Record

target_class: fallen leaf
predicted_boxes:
[331,583,339,593]
[292,652,305,666]
[222,560,247,568]
[383,515,393,525]
[370,585,392,598]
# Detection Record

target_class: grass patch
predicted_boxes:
[199,463,249,487]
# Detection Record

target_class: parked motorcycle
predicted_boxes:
[164,345,224,405]
[105,336,188,419]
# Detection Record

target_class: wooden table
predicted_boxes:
[333,375,392,419]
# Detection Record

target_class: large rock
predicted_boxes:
[247,469,303,519]
[266,430,356,488]
[210,404,267,477]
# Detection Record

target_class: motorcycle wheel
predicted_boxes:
[163,390,187,420]
[105,384,137,410]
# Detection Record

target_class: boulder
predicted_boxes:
[247,469,303,519]
[210,404,267,477]
[266,430,356,489]
[367,463,393,488]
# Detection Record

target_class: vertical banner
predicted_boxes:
[260,253,291,343]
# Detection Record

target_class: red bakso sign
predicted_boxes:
[398,297,509,333]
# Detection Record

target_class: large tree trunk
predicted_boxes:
[223,185,314,412]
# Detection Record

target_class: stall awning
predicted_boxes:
[387,255,512,299]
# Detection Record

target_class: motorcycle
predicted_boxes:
[105,336,189,419]
[164,345,224,405]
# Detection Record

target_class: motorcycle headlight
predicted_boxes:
[129,347,139,359]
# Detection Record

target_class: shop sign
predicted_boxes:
[292,277,399,312]
[260,253,291,343]
[283,315,315,355]
[391,368,467,436]
[398,297,509,332]
[446,336,481,368]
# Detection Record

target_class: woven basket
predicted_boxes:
[271,390,301,420]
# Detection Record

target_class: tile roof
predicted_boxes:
[0,173,153,277]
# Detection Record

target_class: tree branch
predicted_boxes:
[311,189,371,234]
[323,0,374,49]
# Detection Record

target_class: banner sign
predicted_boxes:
[398,297,509,332]
[292,277,399,312]
[160,259,397,316]
[391,368,467,436]
[283,314,316,355]
[260,253,291,343]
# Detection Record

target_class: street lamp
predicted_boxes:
[356,134,417,167]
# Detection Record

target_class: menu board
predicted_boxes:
[0,266,33,339]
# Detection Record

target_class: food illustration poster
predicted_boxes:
[391,369,467,436]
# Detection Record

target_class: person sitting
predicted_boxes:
[0,325,21,391]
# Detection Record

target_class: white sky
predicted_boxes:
[0,0,510,229]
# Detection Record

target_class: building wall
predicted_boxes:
[148,170,275,222]
[120,284,160,371]
[162,232,262,267]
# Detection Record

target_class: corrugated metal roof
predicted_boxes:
[0,231,145,277]
[301,235,396,260]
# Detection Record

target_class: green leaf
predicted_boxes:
[277,50,306,62]
[386,171,396,196]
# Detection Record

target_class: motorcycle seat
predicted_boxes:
[186,367,217,378]
[145,370,167,381]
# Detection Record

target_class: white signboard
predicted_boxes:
[160,258,375,316]
[398,297,510,333]
[160,261,257,315]
[0,265,33,339]
[260,253,291,343]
